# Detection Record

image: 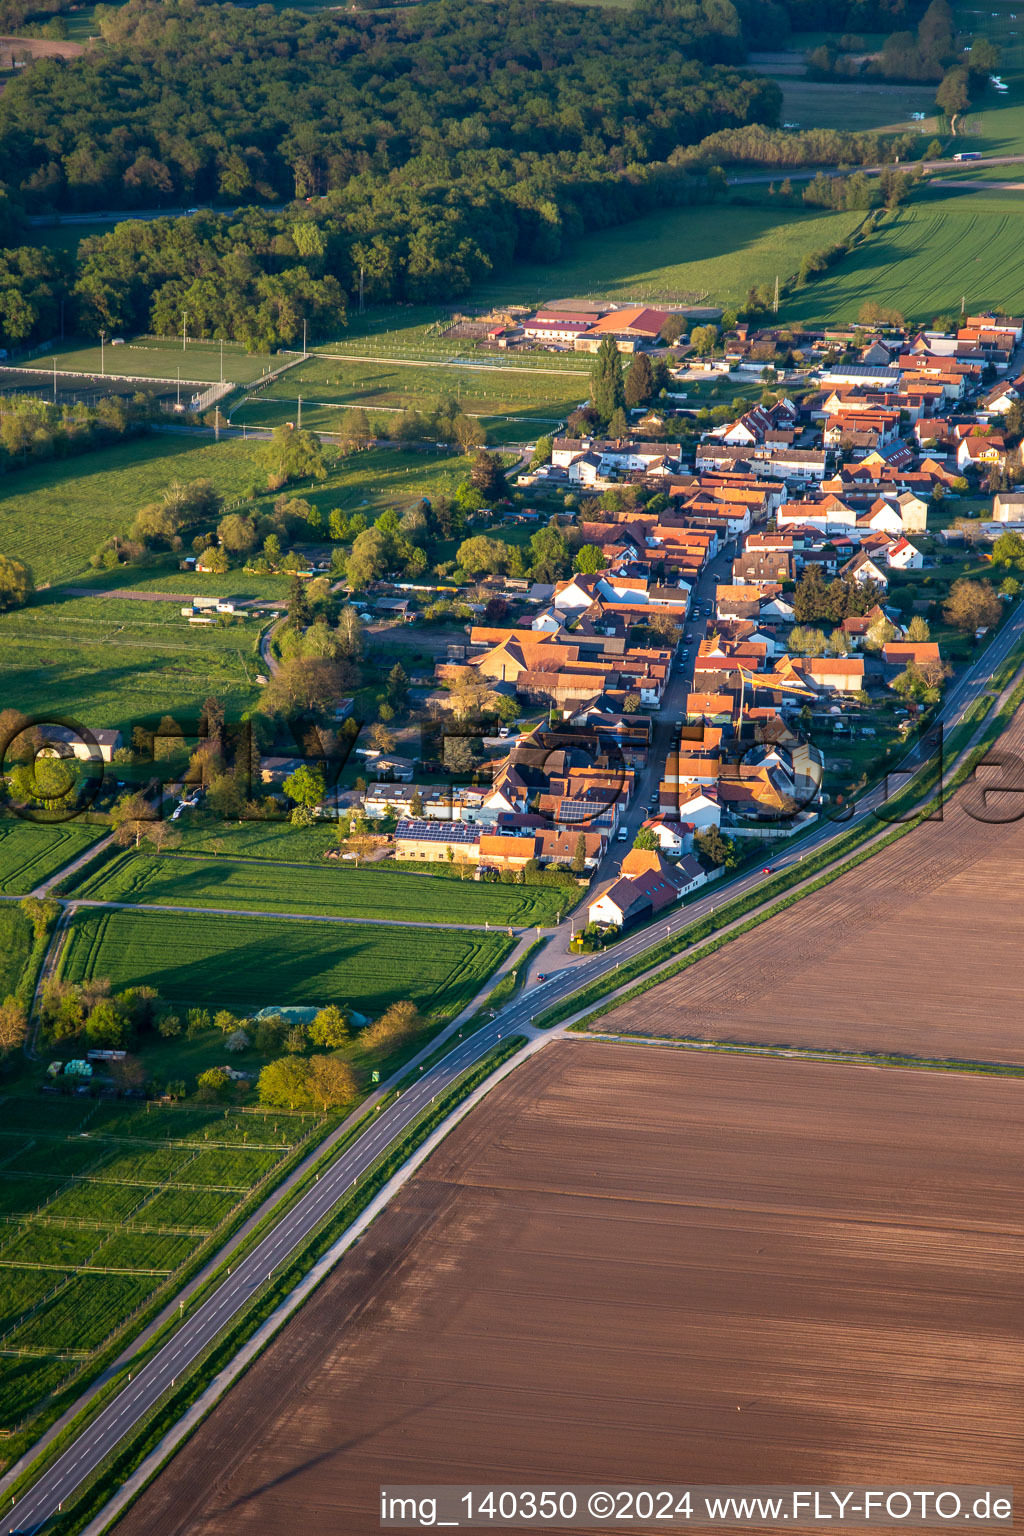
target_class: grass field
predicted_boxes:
[470,201,866,307]
[0,588,265,737]
[0,435,260,585]
[67,847,572,926]
[783,191,1024,324]
[0,907,33,998]
[0,441,472,732]
[0,821,103,895]
[58,906,515,1018]
[22,338,278,387]
[0,1098,322,1430]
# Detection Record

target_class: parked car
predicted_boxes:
[616,826,629,841]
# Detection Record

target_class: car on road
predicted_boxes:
[536,973,548,982]
[761,866,773,875]
[617,826,629,840]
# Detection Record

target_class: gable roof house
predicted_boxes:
[886,536,924,570]
[587,847,699,928]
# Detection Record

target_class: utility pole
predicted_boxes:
[99,329,106,376]
[359,264,365,315]
[182,311,187,353]
[297,395,302,430]
[176,367,180,408]
[52,356,57,404]
[302,318,307,358]
[219,337,224,384]
[773,274,779,315]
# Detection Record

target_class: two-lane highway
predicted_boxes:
[4,1022,513,1535]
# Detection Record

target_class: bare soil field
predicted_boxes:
[600,726,1024,1064]
[114,1044,1022,1536]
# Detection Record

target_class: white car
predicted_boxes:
[616,826,629,841]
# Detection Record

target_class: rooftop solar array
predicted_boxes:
[394,818,481,844]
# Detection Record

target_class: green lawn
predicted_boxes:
[0,435,260,585]
[68,846,572,925]
[782,191,1024,324]
[21,338,278,387]
[469,201,866,307]
[0,821,104,895]
[0,1099,322,1430]
[58,906,514,1018]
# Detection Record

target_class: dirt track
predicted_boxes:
[113,1044,1023,1536]
[601,708,1024,1064]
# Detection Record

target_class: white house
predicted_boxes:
[639,816,692,853]
[551,572,690,616]
[37,725,123,763]
[858,502,904,536]
[672,786,721,831]
[840,551,889,591]
[886,537,924,570]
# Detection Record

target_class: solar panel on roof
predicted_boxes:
[395,819,479,843]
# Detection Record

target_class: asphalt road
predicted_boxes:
[4,1021,514,1536]
[8,600,1024,1534]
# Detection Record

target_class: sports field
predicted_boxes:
[0,1097,322,1432]
[237,354,586,421]
[58,907,515,1018]
[0,821,103,895]
[69,848,572,926]
[114,1043,1024,1536]
[471,202,865,307]
[0,436,260,585]
[783,191,1024,325]
[22,338,278,387]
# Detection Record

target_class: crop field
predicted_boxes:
[115,1042,1024,1536]
[21,338,278,387]
[470,202,865,308]
[599,703,1024,1064]
[0,435,259,586]
[773,78,936,132]
[0,820,104,895]
[68,847,572,926]
[0,1098,322,1430]
[58,907,514,1018]
[784,192,1024,324]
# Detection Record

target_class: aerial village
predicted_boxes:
[248,305,1024,938]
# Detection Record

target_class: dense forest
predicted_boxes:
[0,0,777,212]
[0,0,790,347]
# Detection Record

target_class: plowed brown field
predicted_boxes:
[114,1045,1023,1536]
[600,717,1024,1063]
